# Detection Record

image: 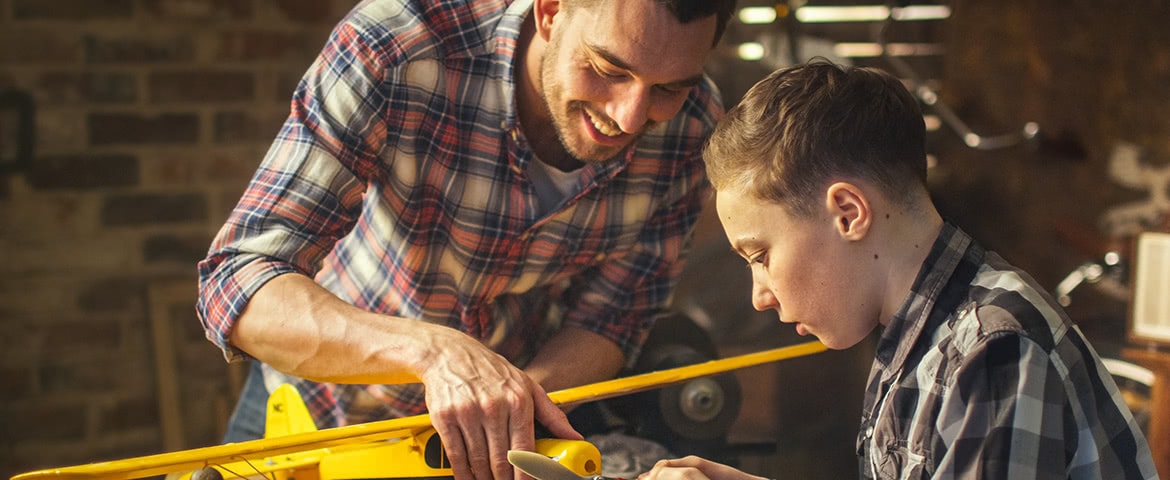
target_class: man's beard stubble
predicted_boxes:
[538,34,647,167]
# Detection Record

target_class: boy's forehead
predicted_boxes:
[714,189,761,227]
[716,188,797,225]
[714,189,782,254]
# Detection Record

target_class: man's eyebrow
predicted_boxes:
[586,42,705,88]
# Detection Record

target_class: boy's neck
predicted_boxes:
[874,202,945,326]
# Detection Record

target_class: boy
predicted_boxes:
[641,62,1158,479]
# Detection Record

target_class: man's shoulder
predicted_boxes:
[341,0,514,62]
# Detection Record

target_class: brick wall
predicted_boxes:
[0,0,357,476]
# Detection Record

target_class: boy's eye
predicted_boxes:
[746,252,766,267]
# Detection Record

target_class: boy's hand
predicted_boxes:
[639,456,768,480]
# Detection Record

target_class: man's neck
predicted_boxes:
[514,11,582,172]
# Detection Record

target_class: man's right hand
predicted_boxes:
[229,274,581,480]
[419,327,581,480]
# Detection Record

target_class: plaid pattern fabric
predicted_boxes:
[196,0,720,428]
[857,222,1158,479]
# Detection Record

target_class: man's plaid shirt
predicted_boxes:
[858,222,1157,479]
[196,0,720,429]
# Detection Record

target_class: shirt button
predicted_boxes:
[594,252,607,261]
[500,120,508,129]
[865,426,874,438]
[510,129,519,142]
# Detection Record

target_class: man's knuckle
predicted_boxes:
[467,452,490,467]
[492,456,513,471]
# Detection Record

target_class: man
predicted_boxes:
[196,0,735,479]
[640,62,1158,479]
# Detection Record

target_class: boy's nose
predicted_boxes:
[751,279,778,312]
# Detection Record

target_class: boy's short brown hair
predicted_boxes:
[703,60,928,216]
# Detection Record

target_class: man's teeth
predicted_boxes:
[588,112,621,137]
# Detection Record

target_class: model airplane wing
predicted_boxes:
[12,383,435,480]
[11,341,826,480]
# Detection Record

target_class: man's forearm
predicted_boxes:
[232,275,625,391]
[229,273,430,385]
[524,327,625,393]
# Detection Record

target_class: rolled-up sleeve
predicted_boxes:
[196,19,390,360]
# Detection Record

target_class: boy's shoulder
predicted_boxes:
[945,251,1072,357]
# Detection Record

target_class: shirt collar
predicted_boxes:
[874,221,981,382]
[493,0,530,130]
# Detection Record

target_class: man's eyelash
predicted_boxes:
[588,61,614,76]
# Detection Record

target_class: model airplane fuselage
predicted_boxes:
[171,383,603,480]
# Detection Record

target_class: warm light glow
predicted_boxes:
[892,5,952,21]
[832,42,946,58]
[796,5,888,22]
[737,42,766,61]
[832,43,883,58]
[738,6,778,24]
[795,5,950,23]
[923,115,941,132]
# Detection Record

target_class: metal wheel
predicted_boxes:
[1101,357,1154,435]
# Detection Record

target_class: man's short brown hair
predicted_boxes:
[568,0,737,47]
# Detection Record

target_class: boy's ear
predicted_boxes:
[825,182,871,240]
[532,0,563,42]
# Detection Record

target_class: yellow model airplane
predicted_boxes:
[11,341,826,480]
[170,384,604,480]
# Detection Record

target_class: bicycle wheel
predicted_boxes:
[1101,357,1154,435]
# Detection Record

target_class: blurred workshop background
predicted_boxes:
[2,0,1169,478]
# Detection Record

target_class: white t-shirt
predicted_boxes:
[527,156,582,214]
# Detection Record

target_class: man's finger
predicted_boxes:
[483,403,517,480]
[463,426,494,480]
[508,398,536,480]
[437,426,473,480]
[532,389,581,440]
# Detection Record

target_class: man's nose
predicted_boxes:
[606,84,651,134]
